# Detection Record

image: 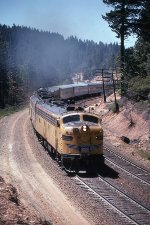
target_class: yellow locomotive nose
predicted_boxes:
[73,127,79,134]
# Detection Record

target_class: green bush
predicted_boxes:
[127,75,150,101]
[0,105,24,118]
[107,102,119,113]
[138,149,150,160]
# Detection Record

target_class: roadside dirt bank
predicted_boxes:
[0,110,91,225]
[93,95,150,169]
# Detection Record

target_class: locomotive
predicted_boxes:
[30,83,104,173]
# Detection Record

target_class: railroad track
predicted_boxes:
[74,96,101,107]
[104,145,150,185]
[74,175,150,225]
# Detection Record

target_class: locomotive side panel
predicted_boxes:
[35,114,45,138]
[46,121,58,149]
[33,104,59,149]
[56,127,63,154]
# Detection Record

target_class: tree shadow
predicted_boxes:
[78,163,119,179]
[97,163,119,179]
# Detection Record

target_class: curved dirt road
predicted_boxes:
[0,109,90,225]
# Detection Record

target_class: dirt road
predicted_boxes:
[0,109,90,225]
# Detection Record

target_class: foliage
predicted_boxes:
[125,39,150,77]
[102,0,142,95]
[127,75,150,101]
[138,149,150,160]
[102,0,150,102]
[135,0,150,42]
[0,105,24,118]
[102,0,141,39]
[107,102,119,113]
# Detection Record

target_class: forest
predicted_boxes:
[103,0,150,101]
[0,0,150,108]
[0,24,119,107]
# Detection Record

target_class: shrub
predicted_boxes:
[127,75,150,101]
[107,102,119,113]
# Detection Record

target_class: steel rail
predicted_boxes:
[104,145,150,184]
[74,175,150,225]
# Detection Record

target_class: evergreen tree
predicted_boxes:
[136,0,150,43]
[102,0,142,94]
[0,26,8,108]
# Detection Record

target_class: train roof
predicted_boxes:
[40,102,100,119]
[48,82,104,92]
[48,82,89,91]
[30,95,66,116]
[88,82,103,86]
[30,94,99,119]
[48,86,59,93]
[42,102,66,116]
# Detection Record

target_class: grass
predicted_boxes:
[0,105,25,118]
[138,149,150,160]
[107,102,120,113]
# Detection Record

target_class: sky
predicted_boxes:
[0,0,136,47]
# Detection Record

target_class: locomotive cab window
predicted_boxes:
[63,115,80,124]
[83,115,98,124]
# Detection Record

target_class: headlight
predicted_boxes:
[82,125,89,132]
[83,125,87,131]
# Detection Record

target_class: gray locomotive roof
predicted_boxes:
[42,102,67,115]
[31,95,69,115]
[31,94,99,119]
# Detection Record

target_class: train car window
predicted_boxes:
[63,115,80,124]
[83,115,98,124]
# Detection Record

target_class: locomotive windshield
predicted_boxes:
[83,115,98,124]
[63,115,80,124]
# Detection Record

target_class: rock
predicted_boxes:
[120,136,130,144]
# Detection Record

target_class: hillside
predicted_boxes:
[95,94,150,168]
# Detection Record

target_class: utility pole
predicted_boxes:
[112,72,119,112]
[101,69,106,103]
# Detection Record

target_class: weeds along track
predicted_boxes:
[74,96,101,107]
[73,174,150,225]
[104,145,150,185]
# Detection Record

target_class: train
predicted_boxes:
[46,82,103,100]
[30,82,104,173]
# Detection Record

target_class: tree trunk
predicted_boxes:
[120,0,126,95]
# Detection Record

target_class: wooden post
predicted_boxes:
[112,72,119,112]
[102,69,106,103]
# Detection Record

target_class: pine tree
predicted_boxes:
[0,39,8,108]
[136,0,150,43]
[102,0,142,94]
